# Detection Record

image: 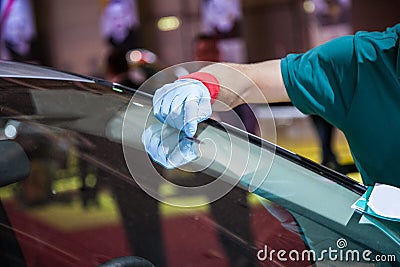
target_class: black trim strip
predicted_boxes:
[202,119,367,195]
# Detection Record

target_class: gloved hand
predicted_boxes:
[153,78,212,137]
[141,123,199,169]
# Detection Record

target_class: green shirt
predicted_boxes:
[281,24,400,188]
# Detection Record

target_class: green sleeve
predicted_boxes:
[281,35,358,129]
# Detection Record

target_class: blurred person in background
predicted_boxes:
[0,0,40,63]
[100,0,140,54]
[200,0,246,63]
[101,0,159,90]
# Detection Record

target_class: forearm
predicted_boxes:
[200,59,290,110]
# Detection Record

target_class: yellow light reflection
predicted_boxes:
[157,16,180,31]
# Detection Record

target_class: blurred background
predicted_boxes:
[0,0,398,75]
[0,0,399,179]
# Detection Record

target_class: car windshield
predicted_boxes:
[0,60,94,82]
[0,62,399,267]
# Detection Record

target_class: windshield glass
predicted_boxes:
[0,68,399,266]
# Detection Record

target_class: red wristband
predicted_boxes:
[179,72,220,104]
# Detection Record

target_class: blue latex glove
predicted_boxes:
[141,124,199,169]
[153,79,212,137]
